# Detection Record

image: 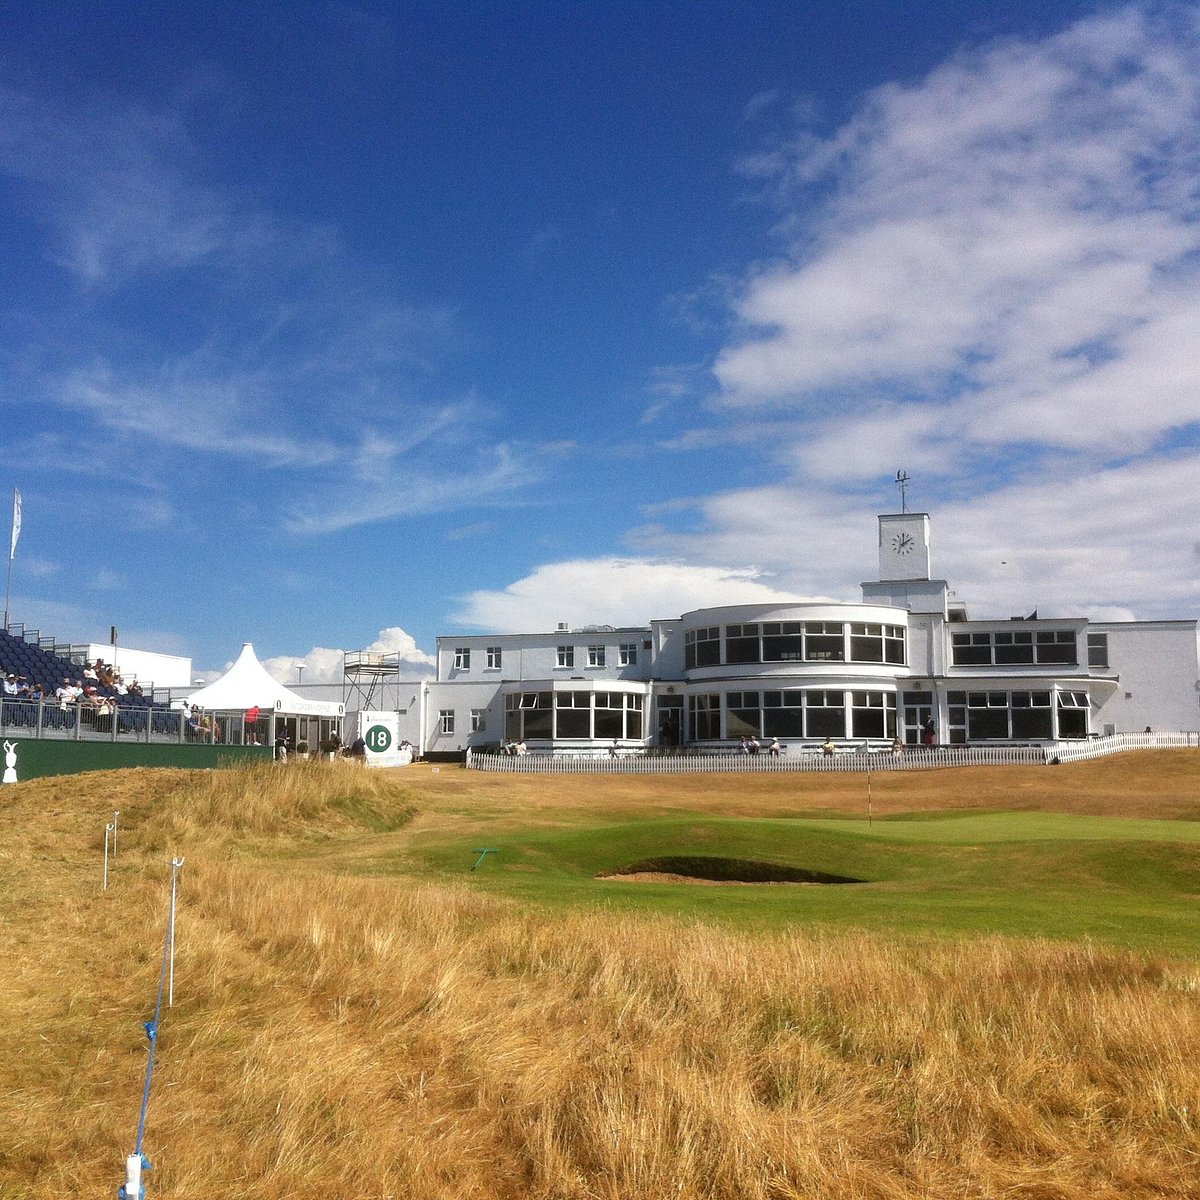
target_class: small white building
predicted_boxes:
[408,512,1199,758]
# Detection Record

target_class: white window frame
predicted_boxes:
[453,647,470,670]
[439,709,455,735]
[486,646,502,670]
[556,645,574,668]
[588,644,606,668]
[619,643,637,665]
[470,709,485,732]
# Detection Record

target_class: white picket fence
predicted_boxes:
[466,731,1198,775]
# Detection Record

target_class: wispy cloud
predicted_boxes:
[715,5,1200,477]
[0,79,534,536]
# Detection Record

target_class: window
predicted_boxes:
[555,691,591,738]
[1087,632,1109,669]
[1036,630,1077,664]
[847,623,906,665]
[470,709,486,733]
[1057,690,1089,739]
[725,624,761,665]
[804,622,845,662]
[762,689,804,737]
[688,693,720,740]
[486,646,502,670]
[726,690,762,738]
[993,631,1034,664]
[966,691,1009,740]
[762,621,804,662]
[952,629,1078,667]
[851,691,895,739]
[439,709,455,735]
[951,632,992,666]
[805,689,845,738]
[588,645,606,668]
[595,692,643,739]
[453,647,470,670]
[684,626,720,669]
[619,643,637,665]
[506,691,553,739]
[1010,691,1052,739]
[556,645,574,669]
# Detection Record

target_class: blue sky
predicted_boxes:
[3,1,1198,682]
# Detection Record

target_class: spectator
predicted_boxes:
[822,737,836,756]
[768,738,782,757]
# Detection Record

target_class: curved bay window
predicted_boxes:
[683,619,906,668]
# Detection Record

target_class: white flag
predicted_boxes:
[10,489,21,560]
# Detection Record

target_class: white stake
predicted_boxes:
[168,857,184,1007]
[112,810,120,858]
[103,822,114,891]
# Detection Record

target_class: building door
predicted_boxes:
[657,697,683,746]
[902,691,933,745]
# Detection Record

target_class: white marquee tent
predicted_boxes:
[187,642,343,717]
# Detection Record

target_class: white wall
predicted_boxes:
[1092,622,1200,734]
[83,643,192,688]
[435,630,653,684]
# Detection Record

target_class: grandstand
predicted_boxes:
[0,624,184,740]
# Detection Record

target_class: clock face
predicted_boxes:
[891,532,915,556]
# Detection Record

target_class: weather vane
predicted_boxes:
[895,469,910,514]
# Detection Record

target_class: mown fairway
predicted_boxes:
[4,751,1200,1199]
[332,751,1200,956]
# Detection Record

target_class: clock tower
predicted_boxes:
[877,512,931,581]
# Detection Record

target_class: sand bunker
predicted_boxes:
[597,856,865,886]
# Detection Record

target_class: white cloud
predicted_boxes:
[259,626,436,685]
[712,5,1200,476]
[453,557,814,631]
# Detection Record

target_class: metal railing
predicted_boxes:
[467,731,1198,774]
[0,698,273,746]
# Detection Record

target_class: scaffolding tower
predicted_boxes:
[342,650,406,712]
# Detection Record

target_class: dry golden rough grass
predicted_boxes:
[3,758,1200,1199]
[398,748,1200,820]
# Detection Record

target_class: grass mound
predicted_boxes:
[607,855,865,883]
[131,759,418,850]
